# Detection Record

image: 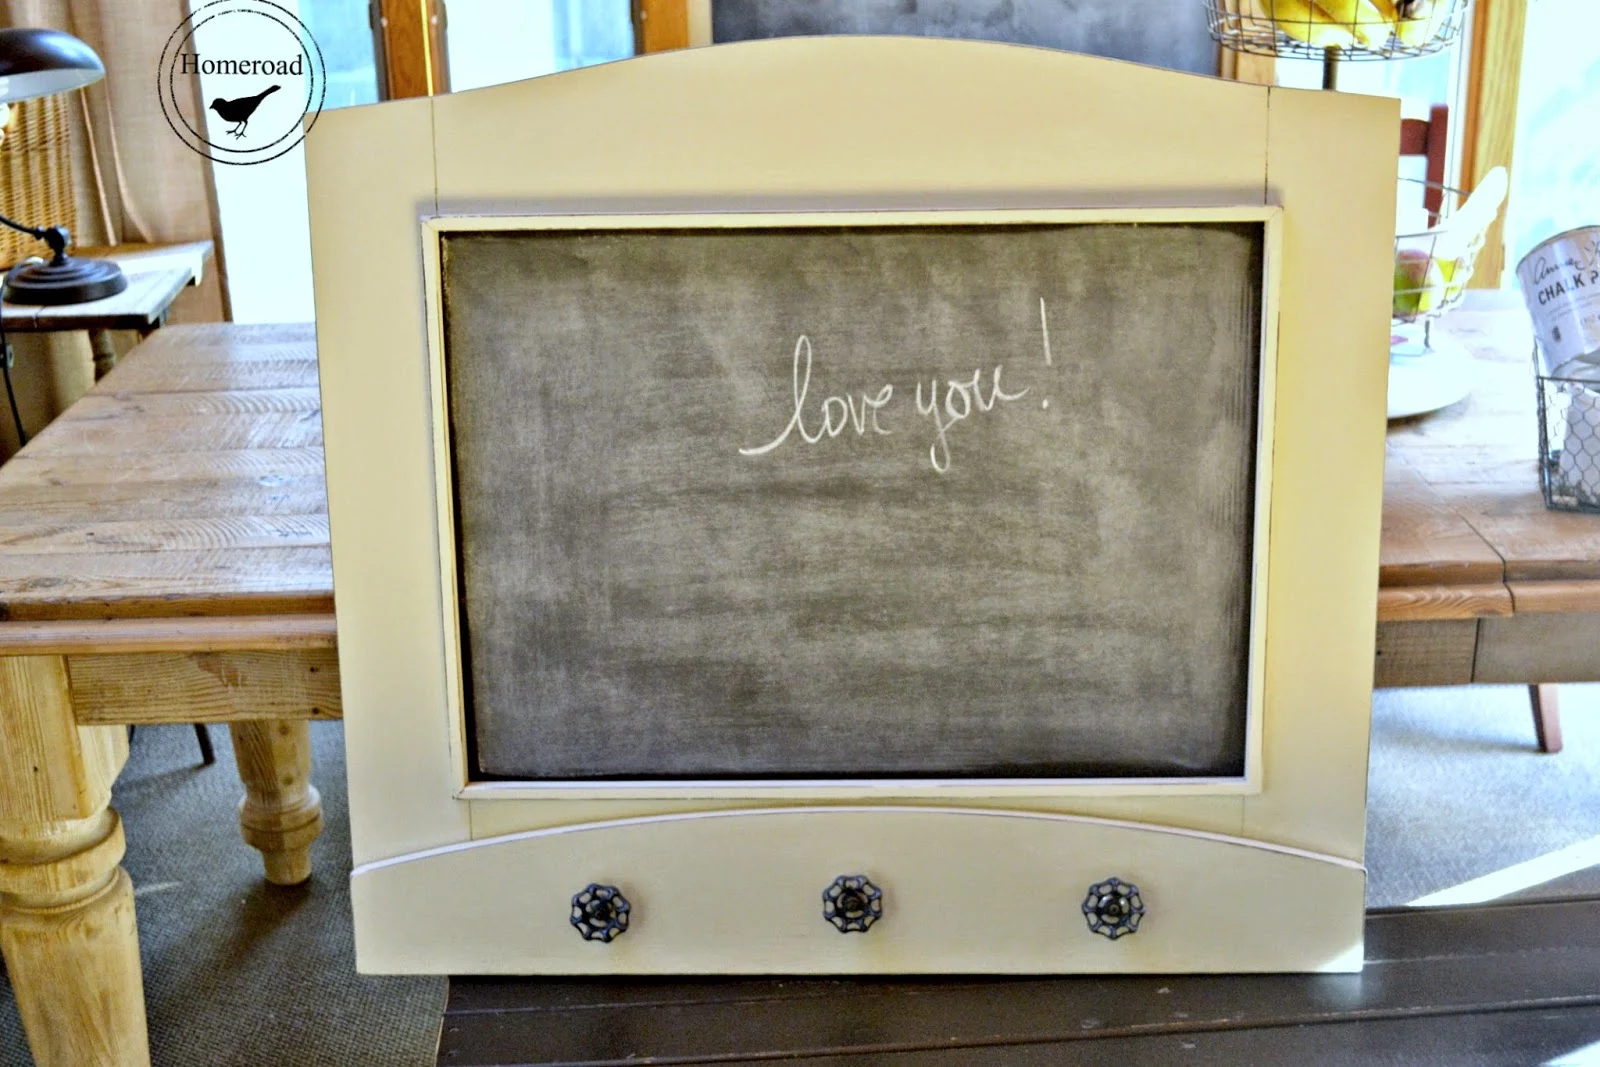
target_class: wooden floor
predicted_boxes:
[438,898,1600,1065]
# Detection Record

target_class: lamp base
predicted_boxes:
[3,254,127,305]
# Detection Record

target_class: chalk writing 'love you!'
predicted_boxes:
[738,330,1035,474]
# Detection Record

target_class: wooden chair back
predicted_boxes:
[1400,103,1450,225]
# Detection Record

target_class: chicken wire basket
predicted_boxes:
[1204,0,1470,61]
[1393,178,1485,327]
[1536,365,1600,513]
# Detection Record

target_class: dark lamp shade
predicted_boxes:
[0,28,104,104]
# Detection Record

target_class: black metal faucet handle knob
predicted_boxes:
[571,883,630,942]
[1082,877,1144,939]
[823,874,883,933]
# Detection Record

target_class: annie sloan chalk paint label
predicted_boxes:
[1518,225,1600,377]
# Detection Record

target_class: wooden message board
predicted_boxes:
[315,39,1396,976]
[438,216,1267,783]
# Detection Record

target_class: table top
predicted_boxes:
[1382,294,1600,622]
[0,240,213,332]
[0,308,1590,651]
[0,322,331,651]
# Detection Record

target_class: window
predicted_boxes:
[1276,48,1468,236]
[302,0,380,109]
[1502,0,1600,286]
[200,0,378,324]
[211,0,634,325]
[446,0,633,92]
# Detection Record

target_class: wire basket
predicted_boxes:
[1205,0,1470,61]
[1536,365,1600,513]
[0,94,78,270]
[1393,179,1485,327]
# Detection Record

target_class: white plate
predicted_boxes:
[1388,329,1475,420]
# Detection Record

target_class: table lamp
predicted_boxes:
[0,27,126,305]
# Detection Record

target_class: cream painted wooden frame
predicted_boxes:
[421,207,1281,802]
[308,37,1397,974]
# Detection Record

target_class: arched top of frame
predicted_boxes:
[425,35,1279,211]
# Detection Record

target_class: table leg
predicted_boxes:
[0,656,148,1067]
[229,720,323,886]
[88,330,119,381]
[1530,684,1563,755]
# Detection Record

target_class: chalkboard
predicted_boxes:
[438,220,1264,781]
[712,0,1219,77]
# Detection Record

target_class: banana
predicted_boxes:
[1396,0,1441,47]
[1263,0,1357,47]
[1315,0,1395,48]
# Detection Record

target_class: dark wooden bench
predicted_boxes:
[439,896,1600,1065]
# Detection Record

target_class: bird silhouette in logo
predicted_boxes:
[209,84,280,138]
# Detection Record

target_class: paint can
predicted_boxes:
[1517,225,1600,378]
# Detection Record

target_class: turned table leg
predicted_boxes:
[229,720,323,885]
[0,655,149,1067]
[89,330,120,381]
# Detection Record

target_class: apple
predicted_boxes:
[1394,248,1447,320]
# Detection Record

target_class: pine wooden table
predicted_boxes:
[0,303,1591,1064]
[0,322,334,1066]
[1378,293,1600,752]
